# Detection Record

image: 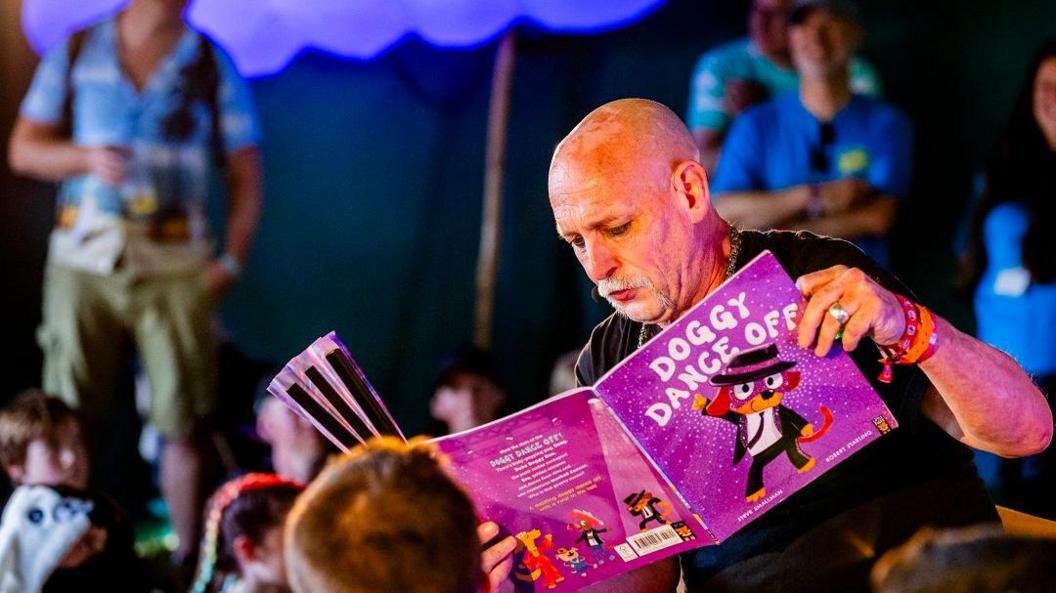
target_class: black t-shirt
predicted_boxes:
[575,230,996,593]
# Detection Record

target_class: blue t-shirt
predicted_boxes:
[974,202,1056,376]
[686,37,882,134]
[712,93,913,267]
[20,18,260,275]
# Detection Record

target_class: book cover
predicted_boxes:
[433,389,706,592]
[593,250,898,541]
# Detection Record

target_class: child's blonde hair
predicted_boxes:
[0,390,81,472]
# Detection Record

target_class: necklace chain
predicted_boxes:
[637,228,741,349]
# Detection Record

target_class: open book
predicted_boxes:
[269,250,898,592]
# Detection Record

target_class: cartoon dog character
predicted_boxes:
[566,509,615,566]
[623,490,671,532]
[693,343,832,503]
[555,547,590,575]
[514,529,565,589]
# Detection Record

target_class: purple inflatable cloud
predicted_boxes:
[22,0,665,77]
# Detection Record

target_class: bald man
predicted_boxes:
[482,98,1051,593]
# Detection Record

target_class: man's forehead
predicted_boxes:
[549,154,661,229]
[549,168,607,197]
[550,166,620,205]
[549,140,645,197]
[551,193,614,215]
[551,190,636,231]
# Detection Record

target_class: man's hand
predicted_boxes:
[816,178,871,216]
[203,260,238,298]
[82,145,130,186]
[723,79,769,116]
[479,521,516,593]
[795,265,906,356]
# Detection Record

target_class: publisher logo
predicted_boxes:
[872,415,892,434]
[613,543,638,562]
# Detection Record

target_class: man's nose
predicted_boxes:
[584,239,617,283]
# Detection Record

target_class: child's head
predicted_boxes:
[871,525,1056,593]
[430,347,506,434]
[192,474,305,593]
[255,394,331,484]
[284,437,483,593]
[0,390,89,489]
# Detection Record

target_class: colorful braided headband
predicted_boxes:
[191,473,304,593]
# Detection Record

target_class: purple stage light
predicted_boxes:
[22,0,666,77]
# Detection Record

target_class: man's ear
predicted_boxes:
[671,160,711,223]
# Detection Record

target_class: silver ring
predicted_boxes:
[828,301,850,325]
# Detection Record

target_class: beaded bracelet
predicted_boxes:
[876,295,939,383]
[902,305,937,364]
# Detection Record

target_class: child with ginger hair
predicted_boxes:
[284,437,494,593]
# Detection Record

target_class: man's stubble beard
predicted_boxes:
[606,286,676,324]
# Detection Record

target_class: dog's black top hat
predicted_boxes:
[624,490,647,505]
[709,343,797,386]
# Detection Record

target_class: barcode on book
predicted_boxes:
[627,524,681,555]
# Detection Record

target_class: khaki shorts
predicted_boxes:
[38,264,216,438]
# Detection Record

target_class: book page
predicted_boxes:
[433,389,709,593]
[593,251,898,541]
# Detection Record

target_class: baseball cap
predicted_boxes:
[788,0,861,25]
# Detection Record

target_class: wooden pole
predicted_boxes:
[474,30,516,349]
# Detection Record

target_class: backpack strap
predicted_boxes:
[58,29,88,137]
[196,33,226,172]
[155,31,228,173]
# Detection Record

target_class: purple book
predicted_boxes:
[593,250,898,540]
[271,250,897,592]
